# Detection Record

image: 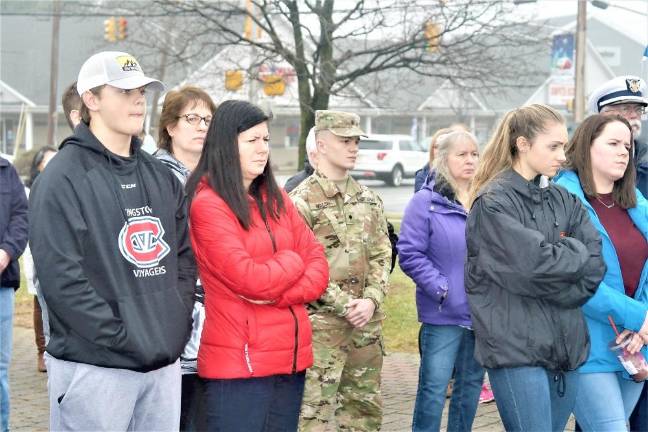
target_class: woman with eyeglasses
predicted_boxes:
[156,86,216,182]
[155,85,216,432]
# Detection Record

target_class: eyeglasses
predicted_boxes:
[606,104,646,116]
[178,113,212,127]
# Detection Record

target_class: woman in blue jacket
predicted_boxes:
[398,130,483,432]
[555,114,648,431]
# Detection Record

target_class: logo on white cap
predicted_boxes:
[627,78,641,94]
[117,55,141,73]
[77,51,165,96]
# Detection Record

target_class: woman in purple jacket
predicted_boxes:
[398,130,482,432]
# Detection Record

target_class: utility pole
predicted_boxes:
[245,0,259,105]
[574,0,587,122]
[46,0,62,147]
[148,25,170,136]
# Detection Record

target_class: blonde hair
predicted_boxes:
[468,104,564,207]
[427,124,469,166]
[427,127,453,166]
[433,130,478,194]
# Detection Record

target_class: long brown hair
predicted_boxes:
[158,86,216,152]
[469,104,564,207]
[565,114,636,208]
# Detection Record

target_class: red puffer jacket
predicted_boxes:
[190,180,329,379]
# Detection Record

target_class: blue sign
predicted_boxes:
[551,33,575,76]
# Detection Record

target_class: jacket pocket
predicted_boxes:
[53,359,81,407]
[117,288,191,367]
[523,302,536,348]
[243,304,259,374]
[245,303,259,346]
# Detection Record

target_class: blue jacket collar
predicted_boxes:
[554,169,648,237]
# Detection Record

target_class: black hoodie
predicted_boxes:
[29,122,196,372]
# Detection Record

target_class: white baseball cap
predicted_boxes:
[588,75,648,114]
[77,51,165,95]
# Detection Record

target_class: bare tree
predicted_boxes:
[109,0,548,167]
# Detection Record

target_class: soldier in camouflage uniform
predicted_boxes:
[290,110,392,431]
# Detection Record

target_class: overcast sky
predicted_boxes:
[515,0,648,45]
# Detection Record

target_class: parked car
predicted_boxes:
[351,134,426,186]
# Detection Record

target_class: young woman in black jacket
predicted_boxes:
[465,104,606,431]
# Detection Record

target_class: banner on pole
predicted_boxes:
[551,34,575,77]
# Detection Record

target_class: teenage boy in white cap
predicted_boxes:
[29,51,196,431]
[588,75,648,197]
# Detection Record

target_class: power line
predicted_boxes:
[0,1,498,18]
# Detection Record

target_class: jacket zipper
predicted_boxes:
[288,306,299,373]
[263,214,298,373]
[541,190,569,370]
[244,342,253,374]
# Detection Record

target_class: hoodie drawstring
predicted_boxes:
[545,195,560,227]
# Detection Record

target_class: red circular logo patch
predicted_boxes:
[118,216,170,268]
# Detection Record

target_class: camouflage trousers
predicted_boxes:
[299,321,384,432]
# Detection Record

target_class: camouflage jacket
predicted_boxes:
[290,171,391,328]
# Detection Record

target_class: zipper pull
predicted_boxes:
[244,343,253,374]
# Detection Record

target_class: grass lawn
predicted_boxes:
[382,217,419,353]
[13,218,421,353]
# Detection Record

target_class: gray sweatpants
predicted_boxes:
[45,353,181,431]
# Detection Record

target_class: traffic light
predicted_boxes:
[423,21,441,52]
[566,98,575,113]
[225,70,244,91]
[104,17,116,42]
[117,17,128,40]
[243,0,253,39]
[263,74,286,97]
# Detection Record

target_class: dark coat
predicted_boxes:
[414,164,431,193]
[284,160,315,193]
[635,139,648,198]
[465,169,605,371]
[0,157,28,289]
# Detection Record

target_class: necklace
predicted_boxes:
[596,196,615,209]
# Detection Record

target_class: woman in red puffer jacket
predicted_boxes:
[187,100,329,431]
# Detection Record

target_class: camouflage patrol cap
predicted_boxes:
[315,110,367,137]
